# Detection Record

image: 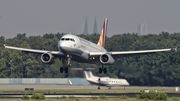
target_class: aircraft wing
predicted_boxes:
[89,48,177,56]
[4,45,64,55]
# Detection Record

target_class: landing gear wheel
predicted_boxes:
[65,67,68,73]
[98,86,100,89]
[61,56,71,73]
[99,68,102,74]
[103,68,107,74]
[60,67,63,73]
[98,78,101,81]
[68,64,71,67]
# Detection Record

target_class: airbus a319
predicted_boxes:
[4,18,176,74]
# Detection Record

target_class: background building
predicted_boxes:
[83,16,89,34]
[0,78,89,85]
[138,23,148,35]
[93,16,98,34]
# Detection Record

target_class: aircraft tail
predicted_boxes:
[83,68,95,79]
[97,18,108,48]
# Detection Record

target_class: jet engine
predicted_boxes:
[99,54,115,64]
[41,52,55,64]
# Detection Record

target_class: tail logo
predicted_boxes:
[97,18,108,48]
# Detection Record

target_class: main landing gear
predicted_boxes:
[99,65,107,74]
[60,55,71,73]
[98,78,101,89]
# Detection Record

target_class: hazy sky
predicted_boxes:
[0,0,180,38]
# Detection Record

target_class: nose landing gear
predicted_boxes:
[98,78,101,89]
[59,55,71,73]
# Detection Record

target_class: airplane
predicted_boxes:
[83,68,129,89]
[4,18,177,74]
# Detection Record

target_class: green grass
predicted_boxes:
[0,87,178,101]
[0,88,178,94]
[0,98,179,101]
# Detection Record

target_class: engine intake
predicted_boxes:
[41,52,55,64]
[99,54,115,64]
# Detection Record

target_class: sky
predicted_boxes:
[0,0,180,38]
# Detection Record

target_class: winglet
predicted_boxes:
[172,47,178,52]
[68,79,72,85]
[97,18,108,48]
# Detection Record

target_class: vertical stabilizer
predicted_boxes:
[84,70,94,79]
[97,18,108,48]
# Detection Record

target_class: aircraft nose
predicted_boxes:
[58,41,69,51]
[58,41,74,54]
[126,81,130,86]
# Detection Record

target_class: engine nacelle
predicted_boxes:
[41,52,55,64]
[99,54,115,64]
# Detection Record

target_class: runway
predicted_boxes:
[0,84,179,98]
[0,84,178,91]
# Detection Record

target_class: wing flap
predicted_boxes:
[4,45,64,55]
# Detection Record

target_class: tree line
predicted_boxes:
[0,32,180,86]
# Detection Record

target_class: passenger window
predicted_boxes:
[61,38,65,40]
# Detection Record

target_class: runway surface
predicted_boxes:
[0,84,178,91]
[0,84,179,98]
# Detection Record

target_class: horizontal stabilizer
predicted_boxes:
[71,68,95,71]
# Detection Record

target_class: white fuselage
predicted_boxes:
[58,34,107,63]
[87,76,130,87]
[84,70,129,87]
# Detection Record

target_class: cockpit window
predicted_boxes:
[65,38,69,41]
[70,39,75,42]
[61,38,75,42]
